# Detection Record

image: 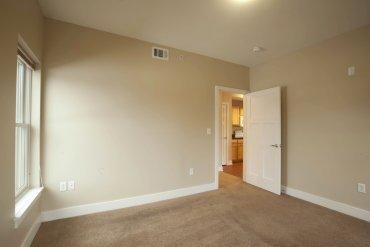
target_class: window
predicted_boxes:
[15,55,33,197]
[14,42,43,228]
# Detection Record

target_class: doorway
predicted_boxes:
[214,86,247,187]
[222,93,244,178]
[214,86,282,194]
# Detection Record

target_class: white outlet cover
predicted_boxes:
[60,181,67,192]
[348,66,355,76]
[68,181,75,191]
[189,168,194,176]
[357,183,366,193]
[207,128,211,135]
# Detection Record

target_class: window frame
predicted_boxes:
[15,55,33,199]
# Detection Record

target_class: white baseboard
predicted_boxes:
[42,182,217,222]
[21,215,41,247]
[282,186,370,222]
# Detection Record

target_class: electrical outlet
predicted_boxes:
[189,168,194,176]
[347,66,355,76]
[59,181,67,192]
[206,128,211,135]
[68,181,75,191]
[357,183,366,193]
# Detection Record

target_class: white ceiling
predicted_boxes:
[38,0,370,67]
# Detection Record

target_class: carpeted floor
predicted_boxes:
[32,173,370,247]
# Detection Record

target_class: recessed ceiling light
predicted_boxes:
[232,0,252,3]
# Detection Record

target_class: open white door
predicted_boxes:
[243,87,281,195]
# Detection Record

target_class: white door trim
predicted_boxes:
[221,102,230,166]
[214,86,248,188]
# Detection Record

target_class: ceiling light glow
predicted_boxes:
[233,0,251,3]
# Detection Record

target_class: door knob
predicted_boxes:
[270,144,280,148]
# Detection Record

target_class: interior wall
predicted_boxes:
[250,25,370,211]
[42,19,249,211]
[0,0,44,246]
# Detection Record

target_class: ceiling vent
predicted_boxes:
[152,47,169,60]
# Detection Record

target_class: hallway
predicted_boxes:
[222,163,243,178]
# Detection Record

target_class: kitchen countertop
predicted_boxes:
[232,137,243,140]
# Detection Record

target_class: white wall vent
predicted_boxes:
[152,47,169,60]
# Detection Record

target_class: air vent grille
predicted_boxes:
[152,47,169,60]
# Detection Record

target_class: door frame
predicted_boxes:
[214,86,248,188]
[221,102,230,166]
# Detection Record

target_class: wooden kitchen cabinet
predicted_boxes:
[232,107,240,125]
[232,139,243,162]
[237,141,243,160]
[232,106,244,126]
[232,140,238,160]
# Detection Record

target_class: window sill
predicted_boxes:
[14,187,43,228]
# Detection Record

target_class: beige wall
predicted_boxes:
[42,19,249,211]
[250,25,370,211]
[0,0,44,246]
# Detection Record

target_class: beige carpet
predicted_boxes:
[32,173,370,247]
